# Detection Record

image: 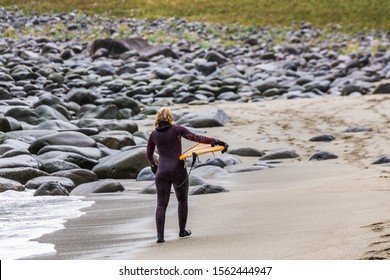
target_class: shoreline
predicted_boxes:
[24,95,390,260]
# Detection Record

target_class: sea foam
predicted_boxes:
[0,189,94,259]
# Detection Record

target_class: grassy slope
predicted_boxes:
[0,0,389,31]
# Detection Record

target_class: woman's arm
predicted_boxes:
[178,125,218,144]
[146,132,156,164]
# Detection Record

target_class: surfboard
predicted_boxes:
[179,143,225,160]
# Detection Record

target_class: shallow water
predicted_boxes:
[0,189,94,259]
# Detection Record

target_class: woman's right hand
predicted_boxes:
[151,163,158,174]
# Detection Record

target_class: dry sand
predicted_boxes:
[27,94,390,260]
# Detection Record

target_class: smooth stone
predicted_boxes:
[28,131,97,154]
[0,167,49,184]
[4,107,45,125]
[34,181,70,196]
[92,146,149,179]
[25,176,75,192]
[0,154,39,169]
[36,120,80,130]
[91,130,136,149]
[309,151,338,161]
[260,148,299,160]
[65,88,98,105]
[191,165,230,178]
[139,183,157,194]
[39,159,81,173]
[372,155,390,165]
[136,166,155,181]
[342,127,373,133]
[0,116,22,132]
[70,179,124,195]
[0,177,25,192]
[51,169,99,186]
[309,135,336,142]
[36,151,99,170]
[176,109,230,128]
[37,145,102,160]
[189,184,229,195]
[193,158,227,169]
[75,119,138,133]
[217,154,243,166]
[228,147,265,157]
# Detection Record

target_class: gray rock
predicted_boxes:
[34,105,69,121]
[309,151,338,161]
[25,176,75,192]
[36,151,98,170]
[228,147,265,157]
[191,165,230,178]
[194,158,227,169]
[0,116,22,132]
[40,159,81,173]
[0,167,49,184]
[139,183,157,194]
[260,148,299,160]
[309,135,336,142]
[70,179,124,195]
[372,155,390,165]
[91,130,135,149]
[92,146,149,179]
[51,169,99,186]
[34,181,70,196]
[176,109,230,128]
[37,145,102,160]
[217,154,242,166]
[75,119,138,133]
[188,174,208,186]
[342,127,373,133]
[4,107,44,125]
[28,131,96,154]
[80,105,121,119]
[65,88,98,105]
[0,177,25,192]
[136,166,155,181]
[372,83,390,94]
[189,184,229,195]
[0,154,39,169]
[36,120,80,130]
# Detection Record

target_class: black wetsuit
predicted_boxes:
[146,122,218,241]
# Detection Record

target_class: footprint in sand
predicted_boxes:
[361,221,390,260]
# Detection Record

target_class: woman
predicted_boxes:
[146,107,226,243]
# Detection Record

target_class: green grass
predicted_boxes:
[1,0,389,31]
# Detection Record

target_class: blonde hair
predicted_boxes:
[154,107,174,127]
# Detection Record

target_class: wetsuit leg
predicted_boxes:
[155,174,172,241]
[174,170,189,233]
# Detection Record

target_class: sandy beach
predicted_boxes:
[26,94,390,260]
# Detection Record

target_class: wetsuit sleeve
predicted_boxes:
[177,125,218,144]
[146,131,156,164]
